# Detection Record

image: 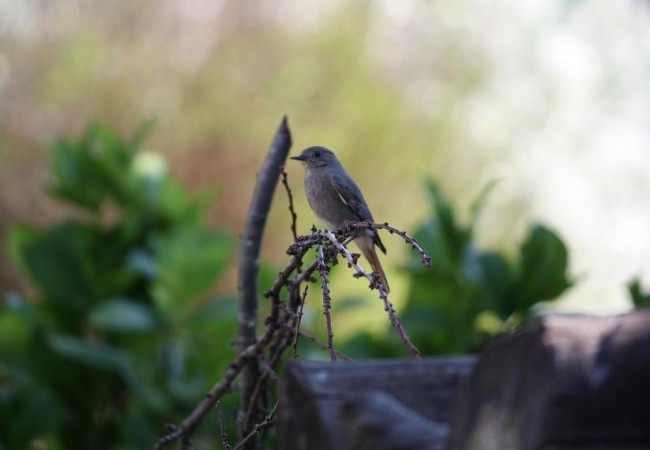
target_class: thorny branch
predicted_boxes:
[292,285,309,359]
[216,401,231,450]
[232,403,278,450]
[317,243,337,361]
[156,221,428,448]
[298,331,353,361]
[156,118,430,449]
[322,230,421,358]
[342,221,432,268]
[156,219,429,449]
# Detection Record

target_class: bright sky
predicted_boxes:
[373,0,650,311]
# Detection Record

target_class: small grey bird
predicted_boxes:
[291,146,389,292]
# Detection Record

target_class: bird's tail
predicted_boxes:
[354,233,390,293]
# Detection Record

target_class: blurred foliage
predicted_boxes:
[628,278,650,308]
[343,181,573,357]
[0,124,236,450]
[1,123,576,448]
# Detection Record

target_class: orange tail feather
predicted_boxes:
[354,235,390,293]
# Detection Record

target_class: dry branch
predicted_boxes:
[236,116,292,447]
[155,118,430,449]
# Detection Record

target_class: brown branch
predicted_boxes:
[377,287,421,359]
[292,285,309,359]
[232,403,278,450]
[322,230,421,359]
[155,336,265,449]
[216,400,232,450]
[281,169,299,242]
[236,116,292,447]
[156,215,429,448]
[298,331,353,361]
[317,243,337,361]
[344,221,432,268]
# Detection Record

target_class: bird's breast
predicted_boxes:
[304,170,349,229]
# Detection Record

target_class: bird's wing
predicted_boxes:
[329,171,387,254]
[328,171,373,221]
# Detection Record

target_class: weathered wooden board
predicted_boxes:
[277,356,476,450]
[448,310,650,450]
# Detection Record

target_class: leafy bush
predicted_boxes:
[1,124,235,450]
[343,181,573,357]
[0,123,578,448]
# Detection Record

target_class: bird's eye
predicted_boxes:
[314,150,321,158]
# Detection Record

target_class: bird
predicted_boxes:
[291,146,389,292]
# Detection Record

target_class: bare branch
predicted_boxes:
[344,221,432,268]
[232,403,278,450]
[292,285,309,359]
[323,230,421,359]
[216,401,232,450]
[317,243,337,361]
[157,208,429,448]
[237,116,292,446]
[281,169,299,242]
[299,331,353,361]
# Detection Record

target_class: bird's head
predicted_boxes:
[290,146,339,170]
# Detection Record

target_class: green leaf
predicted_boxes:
[469,179,497,230]
[0,296,33,358]
[426,181,459,245]
[48,123,140,211]
[47,334,137,386]
[151,226,234,316]
[477,252,514,315]
[7,222,96,311]
[514,224,572,309]
[0,369,69,447]
[628,277,650,308]
[417,180,473,271]
[88,298,157,332]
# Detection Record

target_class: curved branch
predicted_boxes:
[237,116,292,446]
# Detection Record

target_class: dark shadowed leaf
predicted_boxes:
[514,224,572,309]
[7,222,96,310]
[628,277,650,307]
[47,334,134,381]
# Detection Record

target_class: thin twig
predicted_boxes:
[264,249,314,301]
[216,401,232,450]
[317,243,337,361]
[292,285,309,359]
[242,295,302,446]
[232,403,278,450]
[155,342,249,449]
[157,218,429,448]
[298,331,353,361]
[344,221,432,268]
[156,262,289,449]
[377,288,421,359]
[281,169,299,242]
[323,230,421,359]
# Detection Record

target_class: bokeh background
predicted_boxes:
[2,1,650,321]
[2,1,650,448]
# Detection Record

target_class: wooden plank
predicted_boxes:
[277,356,476,450]
[448,310,650,450]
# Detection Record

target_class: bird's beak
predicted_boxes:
[290,155,305,161]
